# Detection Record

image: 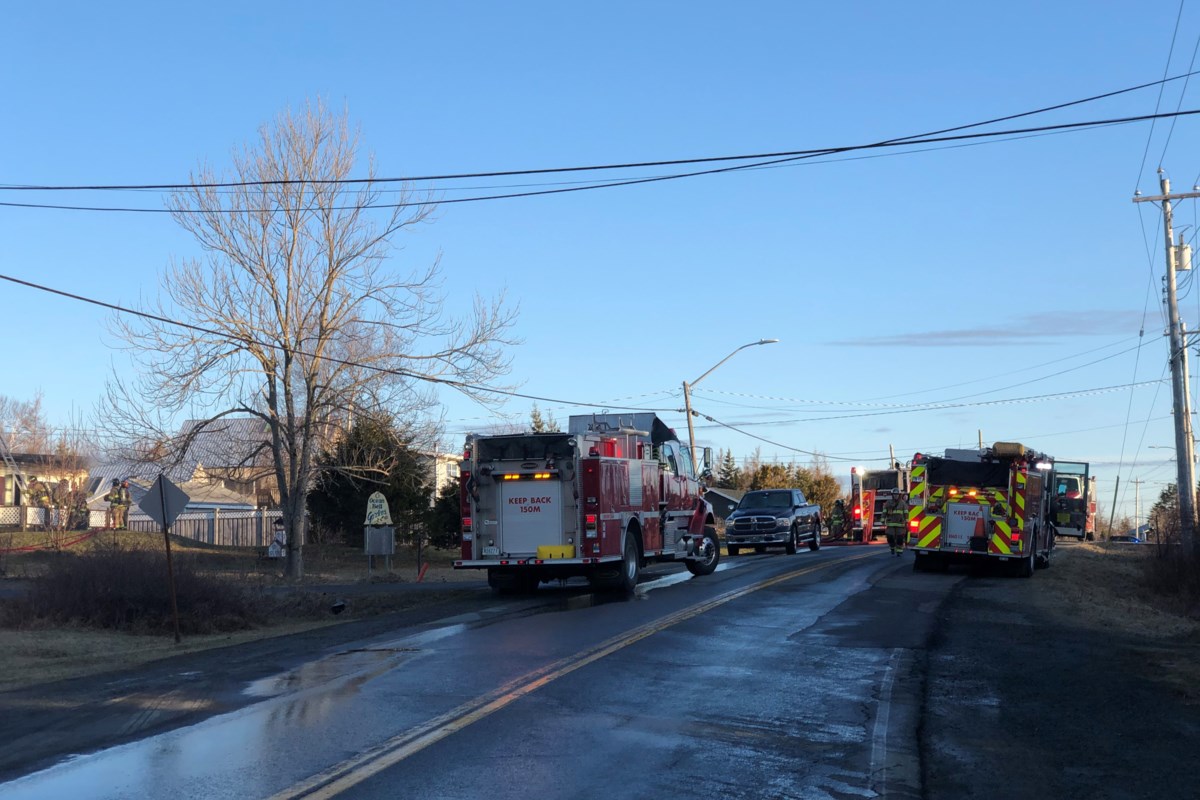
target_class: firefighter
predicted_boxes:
[26,476,52,530]
[828,499,847,540]
[105,479,128,530]
[884,490,907,556]
[116,479,132,529]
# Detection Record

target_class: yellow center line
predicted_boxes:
[272,550,883,800]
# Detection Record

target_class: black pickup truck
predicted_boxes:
[724,488,823,555]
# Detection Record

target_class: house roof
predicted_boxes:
[178,418,273,469]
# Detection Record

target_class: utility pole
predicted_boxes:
[1132,478,1143,534]
[1134,171,1198,557]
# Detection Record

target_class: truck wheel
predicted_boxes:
[686,525,721,576]
[1017,547,1035,578]
[808,520,821,551]
[727,544,740,556]
[785,524,799,555]
[617,535,640,592]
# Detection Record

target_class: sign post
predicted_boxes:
[139,474,190,644]
[363,491,395,574]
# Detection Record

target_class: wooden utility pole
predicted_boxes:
[1134,171,1198,558]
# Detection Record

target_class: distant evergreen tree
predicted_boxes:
[530,403,560,432]
[716,449,741,488]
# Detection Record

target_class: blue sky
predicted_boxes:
[2,1,1199,524]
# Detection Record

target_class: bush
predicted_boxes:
[1142,549,1200,616]
[2,541,268,635]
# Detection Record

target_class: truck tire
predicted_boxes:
[808,520,821,551]
[686,525,721,576]
[785,524,799,555]
[617,535,641,592]
[1017,547,1035,578]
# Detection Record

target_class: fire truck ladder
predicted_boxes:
[0,426,29,498]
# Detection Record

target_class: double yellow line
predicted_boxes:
[272,550,882,799]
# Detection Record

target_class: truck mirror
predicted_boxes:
[702,446,713,470]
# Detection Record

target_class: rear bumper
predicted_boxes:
[455,556,620,569]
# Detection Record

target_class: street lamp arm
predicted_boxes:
[682,339,778,462]
[690,339,779,388]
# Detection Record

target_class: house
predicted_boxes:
[706,487,746,521]
[0,453,88,507]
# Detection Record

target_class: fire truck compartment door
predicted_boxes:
[499,482,564,554]
[945,503,985,548]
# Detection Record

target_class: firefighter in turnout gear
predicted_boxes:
[884,490,906,556]
[106,479,132,530]
[828,498,847,540]
[26,477,52,530]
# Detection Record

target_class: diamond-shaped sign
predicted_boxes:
[139,474,191,529]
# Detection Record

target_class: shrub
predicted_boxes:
[7,541,267,635]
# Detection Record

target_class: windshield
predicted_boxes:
[738,491,792,509]
[863,471,900,491]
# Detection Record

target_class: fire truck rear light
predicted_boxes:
[949,488,959,496]
[463,448,472,460]
[462,517,473,532]
[585,514,597,528]
[503,474,520,480]
[853,506,862,518]
[500,560,509,565]
[967,489,977,497]
[1011,533,1021,543]
[534,559,544,564]
[909,519,919,530]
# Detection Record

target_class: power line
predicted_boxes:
[0,272,671,413]
[4,110,1200,215]
[7,71,1199,193]
[1136,0,1186,191]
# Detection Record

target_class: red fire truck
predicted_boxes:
[848,464,910,543]
[907,442,1065,576]
[455,413,721,593]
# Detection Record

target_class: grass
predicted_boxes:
[0,531,482,691]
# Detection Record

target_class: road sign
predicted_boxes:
[139,475,190,529]
[364,491,393,526]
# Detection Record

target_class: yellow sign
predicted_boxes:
[364,491,393,526]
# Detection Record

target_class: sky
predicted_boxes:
[3,0,1200,525]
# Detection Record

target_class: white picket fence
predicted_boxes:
[1,506,284,549]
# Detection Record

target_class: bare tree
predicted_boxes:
[104,100,517,578]
[0,393,54,453]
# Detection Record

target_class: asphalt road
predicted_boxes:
[1,542,1192,799]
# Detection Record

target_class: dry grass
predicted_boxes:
[0,531,483,692]
[1037,542,1200,703]
[1035,542,1200,639]
[0,621,337,693]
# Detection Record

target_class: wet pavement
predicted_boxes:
[0,545,951,799]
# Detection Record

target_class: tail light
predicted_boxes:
[909,519,919,530]
[585,513,598,538]
[853,506,862,518]
[462,517,473,532]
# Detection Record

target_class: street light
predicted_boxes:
[682,338,779,470]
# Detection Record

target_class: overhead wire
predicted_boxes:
[6,70,1200,194]
[0,272,674,413]
[4,110,1200,214]
[1136,0,1186,191]
[1160,4,1199,167]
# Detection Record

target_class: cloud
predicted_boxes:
[828,310,1146,347]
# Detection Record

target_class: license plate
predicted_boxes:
[482,546,500,557]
